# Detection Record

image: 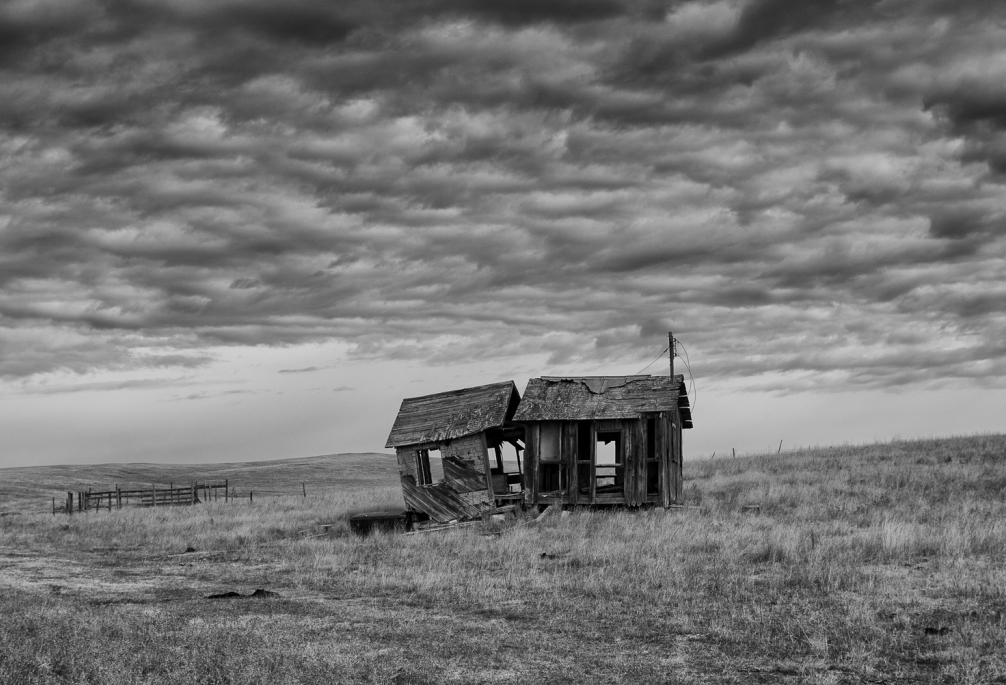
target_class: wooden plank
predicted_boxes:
[674,416,683,504]
[526,423,538,505]
[400,478,484,523]
[593,493,626,504]
[658,412,670,508]
[566,421,578,506]
[590,423,597,505]
[630,421,640,507]
[443,456,489,492]
[479,432,495,511]
[632,420,645,507]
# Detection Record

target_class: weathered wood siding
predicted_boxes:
[396,437,495,523]
[523,412,683,508]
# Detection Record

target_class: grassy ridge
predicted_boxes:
[0,452,399,513]
[1,435,1005,683]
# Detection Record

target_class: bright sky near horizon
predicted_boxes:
[1,0,1006,468]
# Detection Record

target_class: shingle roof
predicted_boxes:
[513,375,692,427]
[385,381,521,448]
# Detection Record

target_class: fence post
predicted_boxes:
[302,482,306,498]
[52,497,55,515]
[250,491,253,504]
[152,484,156,507]
[225,480,228,503]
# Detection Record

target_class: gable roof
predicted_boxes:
[513,375,692,428]
[385,381,521,448]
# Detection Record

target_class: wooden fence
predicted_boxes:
[58,481,230,514]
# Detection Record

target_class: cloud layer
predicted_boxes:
[2,0,1005,391]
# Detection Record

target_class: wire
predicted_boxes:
[634,339,698,416]
[634,346,669,375]
[675,340,697,414]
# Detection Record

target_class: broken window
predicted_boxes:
[539,422,561,461]
[416,448,445,486]
[539,422,567,493]
[495,441,523,493]
[595,431,623,493]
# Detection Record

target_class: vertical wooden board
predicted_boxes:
[525,423,538,505]
[635,420,646,506]
[479,432,495,510]
[622,420,634,506]
[635,417,646,506]
[590,422,597,504]
[659,412,670,508]
[675,419,684,504]
[566,421,578,505]
[668,414,678,505]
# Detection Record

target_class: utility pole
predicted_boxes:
[668,331,675,378]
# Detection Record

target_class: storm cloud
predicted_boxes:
[1,0,1005,392]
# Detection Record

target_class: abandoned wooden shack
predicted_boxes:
[384,381,525,524]
[512,374,692,508]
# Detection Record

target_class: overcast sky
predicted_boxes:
[1,0,1005,468]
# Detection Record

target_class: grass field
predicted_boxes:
[2,435,1006,684]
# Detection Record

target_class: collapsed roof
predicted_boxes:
[385,381,521,448]
[513,375,692,428]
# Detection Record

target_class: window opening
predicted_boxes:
[416,448,444,486]
[539,422,561,461]
[499,441,522,493]
[595,431,623,493]
[540,463,565,492]
[539,423,567,493]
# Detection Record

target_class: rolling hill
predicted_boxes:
[0,452,400,513]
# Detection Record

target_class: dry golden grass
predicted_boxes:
[2,435,1006,684]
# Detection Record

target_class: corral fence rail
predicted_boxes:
[57,481,231,514]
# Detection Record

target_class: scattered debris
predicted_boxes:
[206,589,279,599]
[184,546,197,553]
[532,504,561,523]
[924,626,950,636]
[349,510,412,535]
[405,520,482,535]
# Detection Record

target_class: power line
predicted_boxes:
[634,338,698,416]
[676,340,697,414]
[634,346,669,375]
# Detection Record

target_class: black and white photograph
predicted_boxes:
[1,0,1005,681]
